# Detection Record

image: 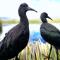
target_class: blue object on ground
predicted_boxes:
[29,32,46,43]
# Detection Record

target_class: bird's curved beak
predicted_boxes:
[47,16,53,20]
[27,7,37,12]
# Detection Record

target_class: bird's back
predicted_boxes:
[40,23,60,49]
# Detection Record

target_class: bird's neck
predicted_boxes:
[20,15,29,27]
[41,18,48,23]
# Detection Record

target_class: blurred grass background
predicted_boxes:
[1,18,60,24]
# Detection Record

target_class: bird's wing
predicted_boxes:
[40,23,60,37]
[1,24,24,48]
[40,23,60,48]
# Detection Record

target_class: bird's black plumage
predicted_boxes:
[40,12,60,60]
[0,3,37,60]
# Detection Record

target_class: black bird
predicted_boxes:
[40,12,60,60]
[0,3,37,60]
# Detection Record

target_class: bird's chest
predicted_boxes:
[6,31,29,58]
[15,29,29,50]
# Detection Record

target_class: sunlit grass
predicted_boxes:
[10,41,60,60]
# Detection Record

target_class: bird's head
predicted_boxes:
[40,12,52,23]
[18,3,37,16]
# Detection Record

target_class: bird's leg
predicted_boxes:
[43,45,52,60]
[48,45,52,60]
[15,55,19,60]
[56,49,58,60]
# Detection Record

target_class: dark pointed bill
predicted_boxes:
[27,7,37,12]
[47,16,53,20]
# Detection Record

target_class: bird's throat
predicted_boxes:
[20,16,29,29]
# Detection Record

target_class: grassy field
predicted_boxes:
[1,18,60,24]
[10,41,60,60]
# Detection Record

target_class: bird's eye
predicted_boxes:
[23,5,26,7]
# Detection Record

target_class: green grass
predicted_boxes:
[1,19,40,24]
[1,20,18,24]
[1,18,60,24]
